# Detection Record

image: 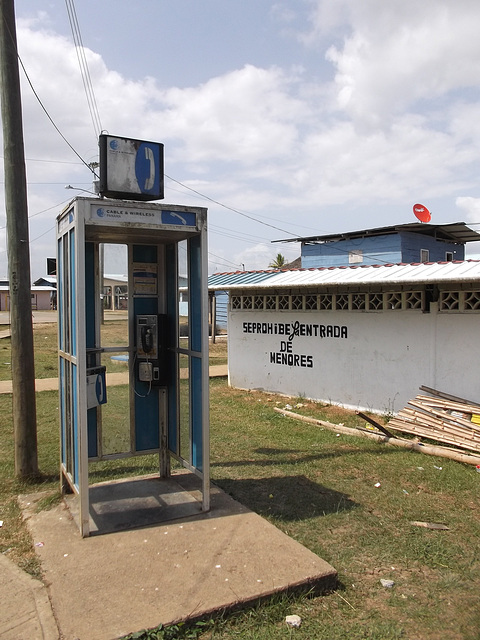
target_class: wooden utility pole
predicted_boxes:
[0,0,38,477]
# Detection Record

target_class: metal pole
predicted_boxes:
[211,293,216,344]
[100,242,105,323]
[0,0,38,477]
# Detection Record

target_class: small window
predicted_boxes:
[445,252,453,261]
[349,249,363,264]
[420,249,429,262]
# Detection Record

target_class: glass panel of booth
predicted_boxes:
[98,245,131,457]
[177,238,191,463]
[178,239,189,351]
[99,384,130,455]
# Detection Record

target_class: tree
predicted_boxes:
[269,253,286,269]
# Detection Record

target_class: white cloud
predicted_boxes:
[2,4,480,280]
[295,113,475,206]
[456,196,480,221]
[305,0,480,128]
[159,65,309,165]
[14,11,480,210]
[456,197,480,258]
[230,242,299,273]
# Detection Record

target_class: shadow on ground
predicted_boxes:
[214,474,357,521]
[212,443,400,471]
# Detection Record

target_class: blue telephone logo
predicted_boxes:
[135,143,160,195]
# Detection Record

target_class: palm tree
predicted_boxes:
[269,253,286,269]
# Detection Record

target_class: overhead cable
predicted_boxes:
[165,173,301,238]
[17,53,99,177]
[64,0,103,137]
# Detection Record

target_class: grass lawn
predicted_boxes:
[1,320,479,639]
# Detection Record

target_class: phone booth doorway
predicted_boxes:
[56,196,209,537]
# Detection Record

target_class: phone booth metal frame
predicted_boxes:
[56,196,209,537]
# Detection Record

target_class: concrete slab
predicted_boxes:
[20,471,337,640]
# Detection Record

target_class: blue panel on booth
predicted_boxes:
[57,238,64,349]
[70,230,77,357]
[87,408,98,458]
[72,364,79,487]
[85,242,95,349]
[134,390,160,451]
[59,357,66,464]
[191,356,203,471]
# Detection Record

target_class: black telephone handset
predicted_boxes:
[141,325,154,354]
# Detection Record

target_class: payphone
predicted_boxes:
[135,314,166,385]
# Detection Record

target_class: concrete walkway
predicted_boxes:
[0,554,59,640]
[0,365,228,394]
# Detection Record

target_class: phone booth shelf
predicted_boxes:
[57,196,209,537]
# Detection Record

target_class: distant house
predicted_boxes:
[103,274,129,310]
[30,286,57,310]
[33,276,57,309]
[102,273,190,315]
[0,282,57,311]
[274,222,480,269]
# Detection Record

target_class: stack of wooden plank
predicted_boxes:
[387,386,480,454]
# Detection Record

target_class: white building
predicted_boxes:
[209,260,480,415]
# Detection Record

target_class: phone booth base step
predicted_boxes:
[66,472,203,535]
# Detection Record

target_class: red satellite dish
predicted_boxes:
[413,203,431,223]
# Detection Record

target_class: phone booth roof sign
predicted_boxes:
[99,134,164,201]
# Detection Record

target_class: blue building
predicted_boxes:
[275,222,479,269]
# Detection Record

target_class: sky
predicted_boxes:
[2,0,480,279]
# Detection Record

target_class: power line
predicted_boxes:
[0,155,83,166]
[0,181,92,185]
[17,48,301,245]
[208,251,240,268]
[209,224,270,244]
[0,198,73,234]
[17,52,98,178]
[64,0,102,137]
[166,180,321,237]
[165,173,301,238]
[29,223,56,244]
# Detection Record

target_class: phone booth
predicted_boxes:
[56,195,209,537]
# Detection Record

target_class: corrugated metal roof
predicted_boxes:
[208,270,281,288]
[104,273,128,283]
[274,221,480,245]
[208,260,480,290]
[34,276,57,285]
